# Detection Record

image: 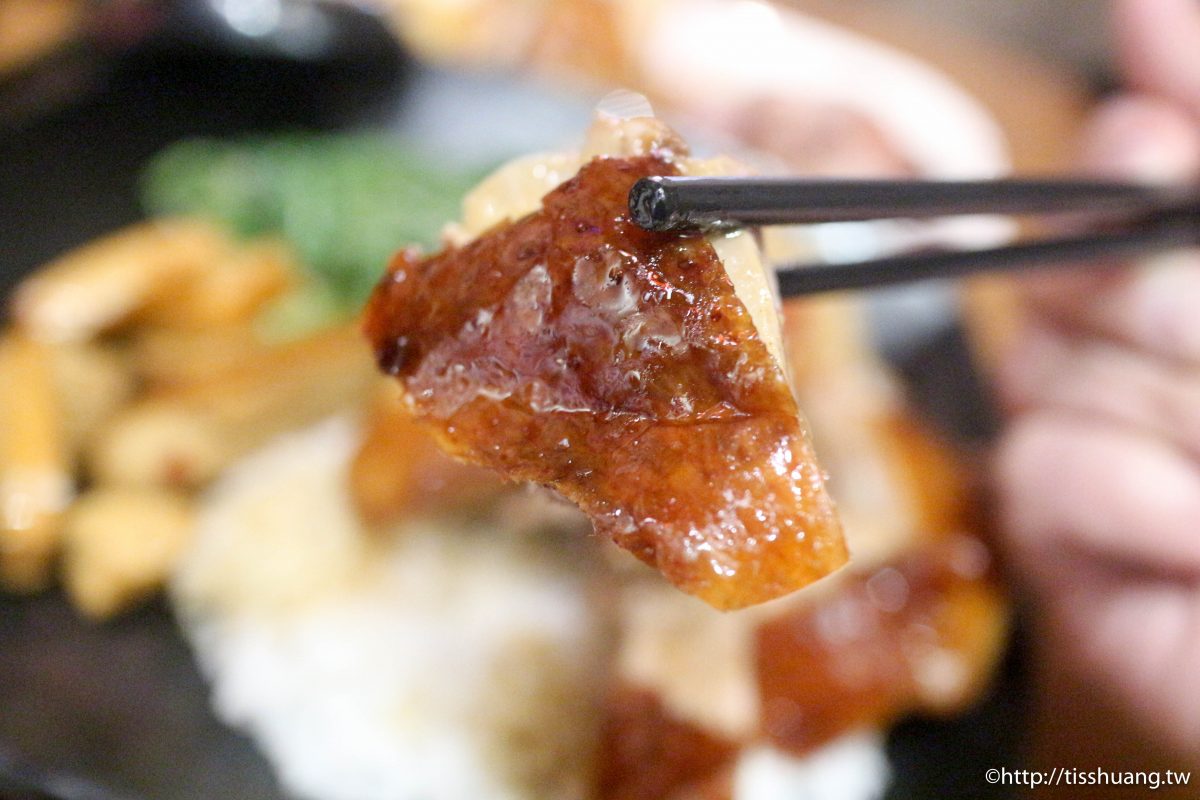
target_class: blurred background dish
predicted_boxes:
[0,1,1109,799]
[0,0,413,291]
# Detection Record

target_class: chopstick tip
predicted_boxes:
[629,177,682,232]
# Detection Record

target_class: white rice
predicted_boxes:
[171,417,891,800]
[172,417,612,800]
[735,735,891,800]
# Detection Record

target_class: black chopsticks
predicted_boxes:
[627,176,1200,296]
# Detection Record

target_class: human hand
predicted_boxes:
[993,0,1200,760]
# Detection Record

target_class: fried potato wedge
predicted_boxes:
[62,487,195,618]
[0,333,72,591]
[11,219,231,343]
[137,238,297,330]
[46,341,137,452]
[128,324,270,390]
[91,325,376,489]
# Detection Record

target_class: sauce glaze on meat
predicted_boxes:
[364,153,845,610]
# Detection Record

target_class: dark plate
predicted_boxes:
[0,20,1025,798]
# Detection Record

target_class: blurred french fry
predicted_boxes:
[90,324,377,489]
[351,382,509,526]
[0,333,73,592]
[61,487,194,619]
[129,324,270,390]
[46,341,137,451]
[11,219,232,343]
[137,238,298,330]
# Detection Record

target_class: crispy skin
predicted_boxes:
[364,154,845,609]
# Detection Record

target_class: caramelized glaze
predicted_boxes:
[598,688,736,800]
[755,533,1006,754]
[364,154,845,609]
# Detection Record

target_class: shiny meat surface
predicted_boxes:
[364,153,845,609]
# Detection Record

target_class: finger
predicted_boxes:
[1043,563,1200,756]
[1115,0,1200,119]
[992,318,1065,413]
[999,324,1200,459]
[1078,94,1200,179]
[1025,250,1200,365]
[996,411,1200,575]
[1008,94,1200,363]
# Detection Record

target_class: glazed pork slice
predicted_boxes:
[364,118,845,610]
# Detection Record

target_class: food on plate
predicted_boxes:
[92,80,1008,797]
[141,134,493,312]
[170,335,1004,799]
[365,111,846,610]
[45,341,136,450]
[128,324,272,389]
[755,533,1005,754]
[0,0,83,75]
[62,487,195,618]
[0,333,72,591]
[135,238,297,330]
[173,417,613,800]
[350,383,510,526]
[0,133,497,616]
[597,686,738,800]
[90,323,376,489]
[11,219,234,344]
[2,9,1015,787]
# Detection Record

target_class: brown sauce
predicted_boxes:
[755,533,1006,753]
[598,687,737,800]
